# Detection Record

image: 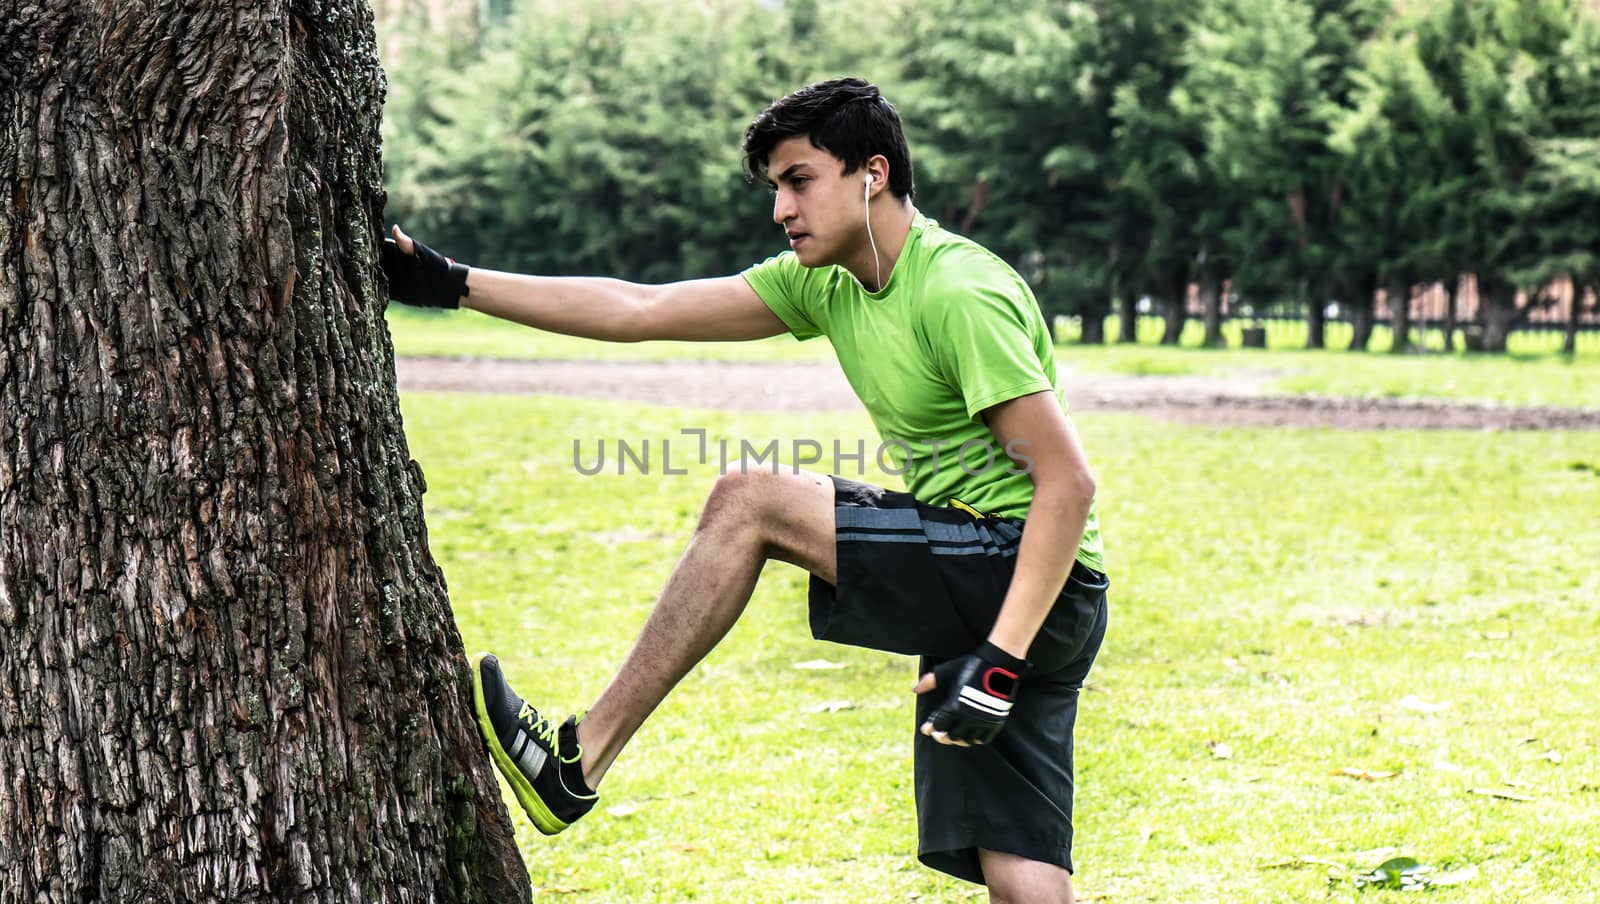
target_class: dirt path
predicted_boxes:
[395,356,1600,430]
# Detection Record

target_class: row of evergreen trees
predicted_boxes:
[381,0,1600,352]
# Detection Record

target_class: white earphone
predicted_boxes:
[864,172,882,291]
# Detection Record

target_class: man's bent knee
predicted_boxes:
[702,464,835,581]
[708,461,825,517]
[701,460,784,529]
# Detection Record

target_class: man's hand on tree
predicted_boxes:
[381,224,469,309]
[914,641,1028,747]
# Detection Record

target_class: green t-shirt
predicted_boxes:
[741,212,1104,572]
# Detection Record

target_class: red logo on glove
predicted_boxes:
[981,666,1019,700]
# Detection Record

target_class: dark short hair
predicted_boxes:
[742,77,915,200]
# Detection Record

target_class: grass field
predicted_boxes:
[1057,316,1600,409]
[402,389,1600,902]
[385,308,1600,409]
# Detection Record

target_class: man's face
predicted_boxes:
[765,135,864,269]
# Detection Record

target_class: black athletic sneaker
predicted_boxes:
[470,652,598,834]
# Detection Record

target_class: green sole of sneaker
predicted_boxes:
[470,651,569,836]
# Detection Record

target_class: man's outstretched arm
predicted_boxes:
[386,224,788,343]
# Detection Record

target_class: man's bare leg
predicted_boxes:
[576,466,837,786]
[979,849,1075,904]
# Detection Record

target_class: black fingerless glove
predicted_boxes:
[922,641,1029,746]
[381,235,469,309]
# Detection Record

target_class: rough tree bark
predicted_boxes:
[0,4,530,902]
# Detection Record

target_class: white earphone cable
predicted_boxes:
[864,173,882,291]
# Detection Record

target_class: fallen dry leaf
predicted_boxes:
[1208,740,1233,759]
[1261,856,1347,871]
[669,842,701,852]
[792,659,847,670]
[1332,767,1398,781]
[803,700,857,713]
[641,790,697,802]
[1470,787,1533,802]
[535,887,592,896]
[1398,695,1450,714]
[1432,864,1480,887]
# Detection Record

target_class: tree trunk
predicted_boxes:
[1159,298,1186,345]
[1160,267,1188,346]
[1076,263,1109,345]
[1117,279,1139,344]
[1304,276,1326,350]
[1562,282,1585,356]
[1079,308,1107,344]
[1443,279,1458,352]
[1480,277,1518,354]
[1348,273,1377,352]
[1388,279,1412,353]
[1199,273,1224,348]
[0,5,529,903]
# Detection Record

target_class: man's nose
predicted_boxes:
[772,190,795,226]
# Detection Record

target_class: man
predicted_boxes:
[383,77,1107,903]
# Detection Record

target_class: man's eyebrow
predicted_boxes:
[770,162,814,186]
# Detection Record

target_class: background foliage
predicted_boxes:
[380,0,1600,353]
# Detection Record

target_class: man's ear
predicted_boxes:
[864,155,890,192]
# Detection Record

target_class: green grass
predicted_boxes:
[386,307,1599,409]
[1054,342,1600,409]
[1053,316,1600,409]
[403,390,1600,902]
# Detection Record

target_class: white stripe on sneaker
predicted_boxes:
[959,686,1012,717]
[514,729,549,777]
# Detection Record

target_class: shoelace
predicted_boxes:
[518,702,559,748]
[518,702,583,765]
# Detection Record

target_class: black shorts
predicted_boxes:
[809,476,1109,885]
